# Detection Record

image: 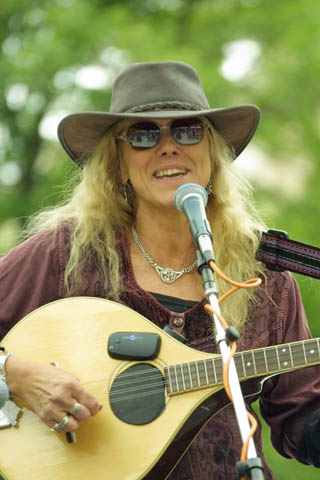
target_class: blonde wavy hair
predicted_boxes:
[26,118,267,330]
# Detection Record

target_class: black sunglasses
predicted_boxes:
[117,117,206,150]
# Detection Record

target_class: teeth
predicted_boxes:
[155,168,188,178]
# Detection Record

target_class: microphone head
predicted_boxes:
[174,183,208,212]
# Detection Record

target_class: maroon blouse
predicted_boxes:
[1,224,320,480]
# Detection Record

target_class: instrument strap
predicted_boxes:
[257,229,320,279]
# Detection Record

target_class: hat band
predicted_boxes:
[125,101,203,113]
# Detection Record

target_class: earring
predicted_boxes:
[122,182,128,203]
[205,178,213,196]
[122,181,133,204]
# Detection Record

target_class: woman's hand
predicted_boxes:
[5,355,103,433]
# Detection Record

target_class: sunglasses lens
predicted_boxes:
[171,118,204,145]
[126,122,160,149]
[124,118,205,150]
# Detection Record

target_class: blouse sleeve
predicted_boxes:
[0,227,66,340]
[259,273,320,461]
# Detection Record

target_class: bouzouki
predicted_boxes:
[1,297,320,480]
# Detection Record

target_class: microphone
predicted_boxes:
[174,183,214,263]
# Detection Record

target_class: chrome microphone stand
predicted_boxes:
[173,181,265,478]
[197,249,265,480]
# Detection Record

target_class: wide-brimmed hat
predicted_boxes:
[58,61,260,167]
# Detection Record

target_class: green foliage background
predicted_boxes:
[1,0,320,478]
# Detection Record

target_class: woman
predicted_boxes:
[1,61,320,479]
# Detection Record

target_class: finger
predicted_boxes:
[62,415,79,433]
[70,385,103,416]
[68,401,91,421]
[49,414,79,433]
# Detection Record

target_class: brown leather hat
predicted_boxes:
[57,61,260,167]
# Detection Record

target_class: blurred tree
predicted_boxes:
[1,0,320,327]
[1,0,320,477]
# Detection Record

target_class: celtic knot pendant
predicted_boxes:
[155,266,183,284]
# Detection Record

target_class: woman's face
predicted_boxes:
[119,117,212,213]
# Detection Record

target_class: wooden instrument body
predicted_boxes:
[2,296,319,479]
[0,297,228,480]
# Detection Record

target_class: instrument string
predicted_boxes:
[110,388,167,404]
[108,345,313,402]
[108,347,307,385]
[110,379,165,398]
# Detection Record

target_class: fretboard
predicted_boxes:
[164,338,320,395]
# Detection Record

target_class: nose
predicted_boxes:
[155,126,179,155]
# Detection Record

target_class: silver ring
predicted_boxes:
[50,414,70,432]
[70,402,81,416]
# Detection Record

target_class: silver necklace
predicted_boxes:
[132,225,197,284]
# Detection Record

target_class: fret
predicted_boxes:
[214,357,223,384]
[174,365,179,391]
[203,360,209,385]
[164,367,171,394]
[252,351,257,375]
[302,341,308,365]
[175,364,184,392]
[305,339,320,364]
[234,354,244,379]
[288,343,294,367]
[275,347,281,370]
[241,351,246,378]
[290,342,306,367]
[189,362,200,388]
[165,366,173,394]
[182,363,191,391]
[205,358,216,385]
[253,348,267,375]
[263,349,269,373]
[212,357,222,383]
[195,362,201,386]
[265,347,278,372]
[188,362,193,389]
[213,358,219,383]
[180,363,186,391]
[168,365,178,393]
[243,351,255,377]
[197,360,208,387]
[277,345,292,370]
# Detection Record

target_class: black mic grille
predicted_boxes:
[174,183,208,212]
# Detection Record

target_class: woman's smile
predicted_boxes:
[153,166,190,181]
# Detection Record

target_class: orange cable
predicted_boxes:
[204,261,262,478]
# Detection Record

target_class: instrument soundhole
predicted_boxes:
[109,363,165,425]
